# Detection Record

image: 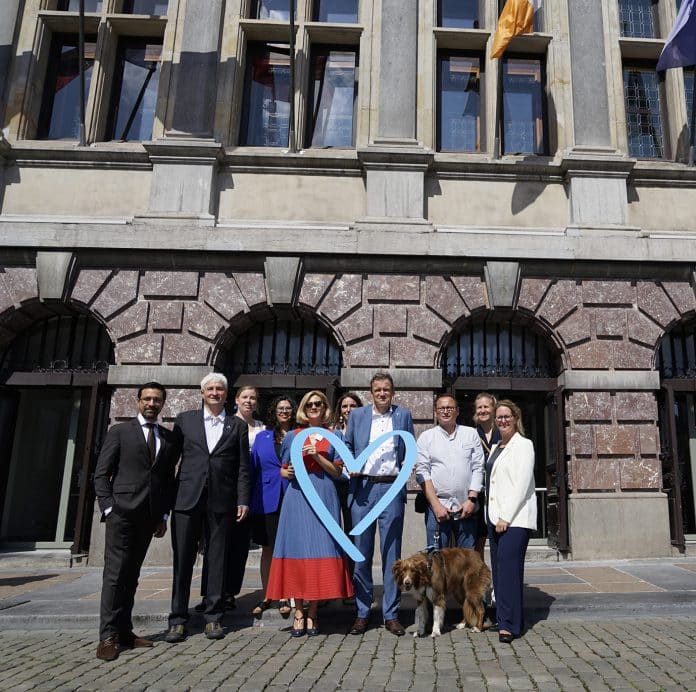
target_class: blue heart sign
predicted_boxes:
[290,427,417,563]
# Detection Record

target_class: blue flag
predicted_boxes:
[657,0,696,71]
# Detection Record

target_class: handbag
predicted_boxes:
[414,491,428,514]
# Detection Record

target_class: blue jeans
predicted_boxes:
[351,479,405,621]
[425,507,477,550]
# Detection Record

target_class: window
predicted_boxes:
[120,1,169,14]
[306,47,358,147]
[623,62,667,158]
[686,67,694,129]
[38,34,96,139]
[437,52,482,151]
[240,43,292,146]
[502,57,546,155]
[439,0,479,28]
[313,0,359,23]
[106,38,162,141]
[57,0,103,11]
[252,1,295,20]
[618,0,659,38]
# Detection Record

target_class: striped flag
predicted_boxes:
[657,0,696,71]
[491,0,542,59]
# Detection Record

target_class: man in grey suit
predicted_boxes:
[165,373,250,642]
[344,372,414,636]
[94,382,182,661]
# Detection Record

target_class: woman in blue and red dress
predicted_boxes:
[266,390,353,637]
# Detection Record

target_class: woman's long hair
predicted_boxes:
[495,399,525,437]
[296,390,333,427]
[266,396,296,446]
[332,392,363,431]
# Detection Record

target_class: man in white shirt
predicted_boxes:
[416,394,484,550]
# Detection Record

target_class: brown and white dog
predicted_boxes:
[392,547,491,637]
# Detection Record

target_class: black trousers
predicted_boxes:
[99,506,155,640]
[199,514,250,599]
[169,490,233,625]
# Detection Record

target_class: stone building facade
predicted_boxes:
[1,1,696,562]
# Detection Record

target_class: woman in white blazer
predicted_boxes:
[486,400,537,644]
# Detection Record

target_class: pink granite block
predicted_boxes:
[234,272,267,308]
[92,271,140,320]
[343,338,389,367]
[3,267,38,305]
[107,301,149,340]
[663,282,696,316]
[638,426,658,455]
[366,275,420,302]
[613,341,653,369]
[517,278,551,312]
[451,276,488,311]
[636,282,679,328]
[424,276,467,324]
[569,424,593,456]
[0,274,14,313]
[595,308,627,338]
[109,387,139,419]
[320,274,363,322]
[200,273,248,321]
[163,334,211,364]
[557,309,592,346]
[572,457,619,491]
[615,392,657,421]
[537,280,581,326]
[163,389,203,419]
[393,391,436,420]
[390,338,438,367]
[298,274,335,308]
[116,334,163,364]
[375,305,407,335]
[582,280,634,305]
[141,271,199,298]
[408,306,449,345]
[151,301,184,331]
[184,302,226,341]
[595,424,637,455]
[568,340,612,369]
[619,457,660,490]
[337,305,374,343]
[71,269,112,306]
[627,311,662,348]
[569,392,612,421]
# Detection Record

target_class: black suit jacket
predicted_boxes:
[172,410,250,514]
[94,418,182,522]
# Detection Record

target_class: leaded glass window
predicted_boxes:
[623,63,667,158]
[502,57,546,155]
[437,52,481,151]
[618,0,659,38]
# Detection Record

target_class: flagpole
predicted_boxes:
[78,0,86,147]
[493,58,504,159]
[288,0,297,153]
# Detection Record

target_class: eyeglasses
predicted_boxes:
[276,407,293,413]
[495,415,514,422]
[436,406,456,413]
[305,401,324,409]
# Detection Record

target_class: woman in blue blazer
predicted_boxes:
[249,396,296,617]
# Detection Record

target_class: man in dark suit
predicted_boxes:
[344,372,415,637]
[165,373,250,642]
[94,382,182,662]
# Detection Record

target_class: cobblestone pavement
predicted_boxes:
[1,616,695,691]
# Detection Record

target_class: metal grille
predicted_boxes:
[217,318,342,378]
[624,65,666,158]
[442,318,559,380]
[685,67,694,130]
[618,0,658,38]
[657,323,696,379]
[0,314,113,374]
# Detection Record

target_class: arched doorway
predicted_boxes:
[0,306,113,555]
[657,319,696,552]
[213,310,343,418]
[441,312,567,550]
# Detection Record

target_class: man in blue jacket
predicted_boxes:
[344,372,414,636]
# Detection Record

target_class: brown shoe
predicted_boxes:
[349,617,369,635]
[204,622,225,640]
[119,632,154,649]
[384,619,406,636]
[96,636,119,661]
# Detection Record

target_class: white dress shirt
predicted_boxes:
[363,406,398,476]
[138,413,161,456]
[204,407,226,453]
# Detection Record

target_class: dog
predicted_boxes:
[392,547,491,637]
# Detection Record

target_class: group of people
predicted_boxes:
[93,371,537,661]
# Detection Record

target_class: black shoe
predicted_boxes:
[498,632,515,644]
[205,622,225,640]
[488,622,500,632]
[164,624,187,643]
[349,617,369,635]
[193,599,206,613]
[223,595,236,611]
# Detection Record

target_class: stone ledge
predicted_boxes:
[560,370,660,390]
[340,367,442,389]
[107,365,212,387]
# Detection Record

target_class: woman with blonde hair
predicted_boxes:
[473,392,500,557]
[266,391,353,637]
[486,399,536,644]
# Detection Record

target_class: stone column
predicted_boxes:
[356,0,432,227]
[0,0,21,127]
[562,0,634,227]
[143,0,225,222]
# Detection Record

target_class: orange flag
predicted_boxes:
[491,0,541,59]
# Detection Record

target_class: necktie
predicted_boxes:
[146,423,156,464]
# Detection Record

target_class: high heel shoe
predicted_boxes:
[306,615,319,637]
[498,631,515,644]
[290,613,306,638]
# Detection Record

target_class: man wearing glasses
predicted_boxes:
[415,394,484,551]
